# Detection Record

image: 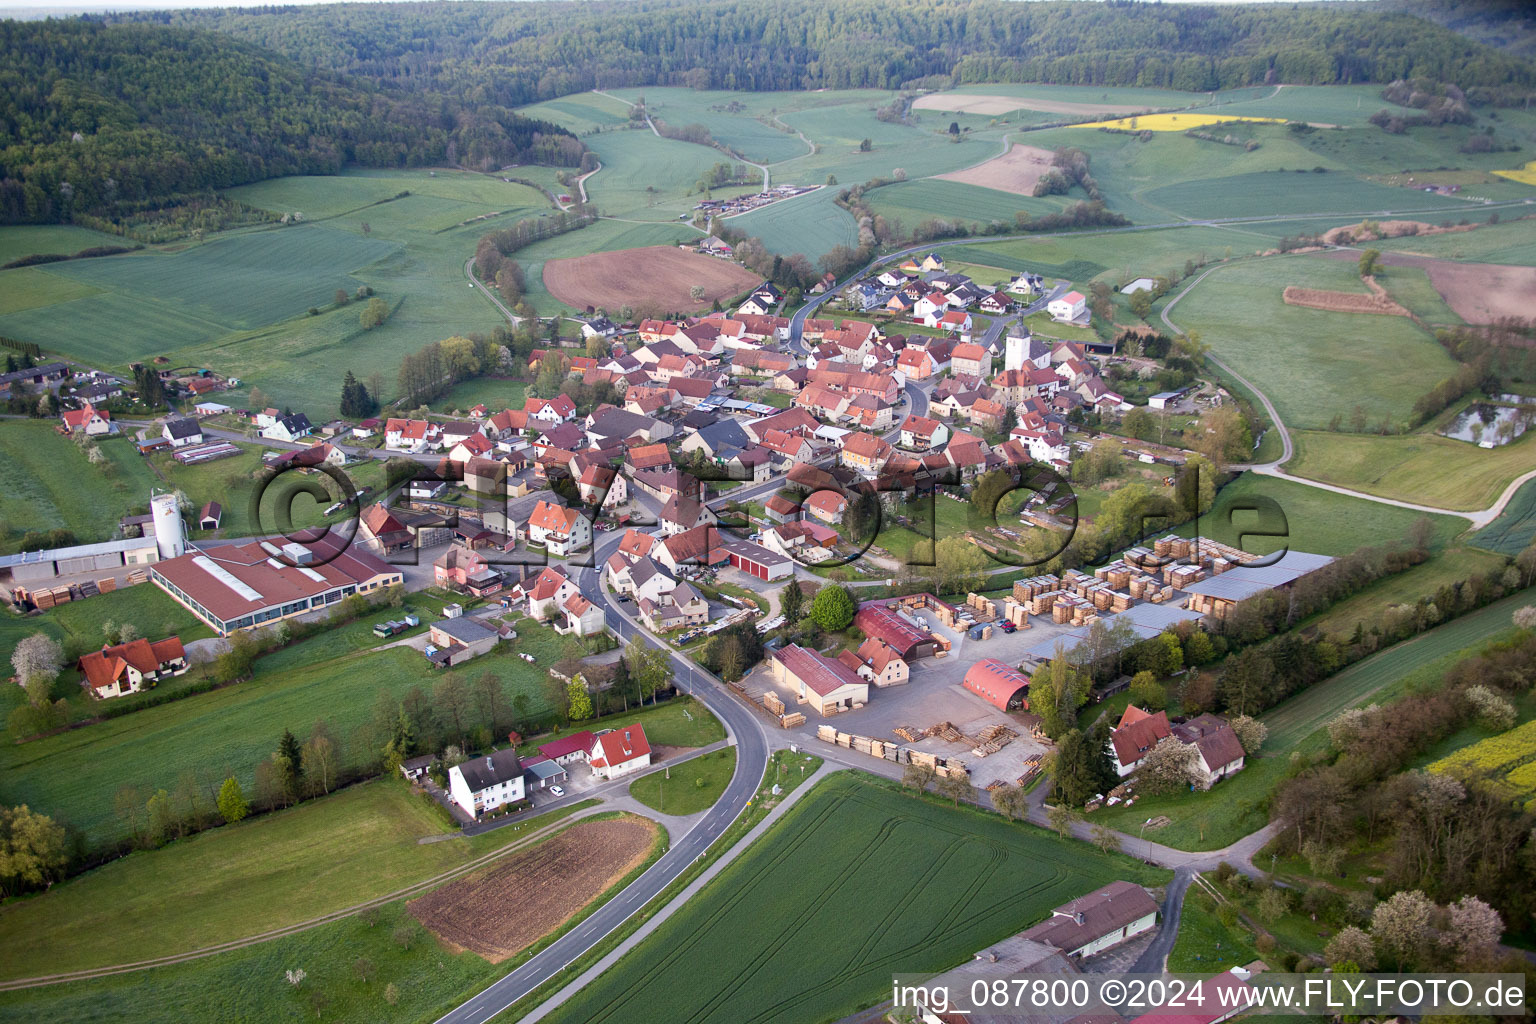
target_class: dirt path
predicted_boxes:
[1158,254,1525,527]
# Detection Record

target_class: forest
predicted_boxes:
[6,0,1533,225]
[112,0,1536,106]
[0,20,581,225]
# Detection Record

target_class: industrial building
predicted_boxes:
[150,532,402,635]
[853,603,936,661]
[961,659,1031,711]
[0,492,185,588]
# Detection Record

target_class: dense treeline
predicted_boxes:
[1272,625,1536,934]
[0,20,581,225]
[110,0,1535,105]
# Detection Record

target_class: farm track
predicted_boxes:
[0,805,611,991]
[1159,250,1536,528]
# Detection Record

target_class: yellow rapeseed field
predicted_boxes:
[1493,161,1536,186]
[1074,113,1289,132]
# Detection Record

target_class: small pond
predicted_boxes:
[1440,394,1536,446]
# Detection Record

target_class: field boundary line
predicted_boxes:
[0,804,613,991]
[518,763,841,1024]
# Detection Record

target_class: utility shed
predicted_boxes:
[1020,880,1158,958]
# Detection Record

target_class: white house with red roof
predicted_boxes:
[77,636,188,699]
[588,724,652,780]
[555,591,605,636]
[61,403,115,436]
[526,500,591,555]
[1047,290,1087,323]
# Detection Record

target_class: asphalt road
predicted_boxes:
[432,526,770,1024]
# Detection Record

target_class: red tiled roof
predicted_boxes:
[590,724,651,768]
[774,644,866,697]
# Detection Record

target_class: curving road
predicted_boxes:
[433,527,770,1024]
[1160,254,1534,528]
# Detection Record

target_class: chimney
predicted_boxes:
[1074,911,1084,925]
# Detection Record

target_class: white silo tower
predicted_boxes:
[150,492,186,560]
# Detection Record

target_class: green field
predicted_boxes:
[1472,479,1536,556]
[865,178,1065,232]
[628,748,736,815]
[581,129,732,220]
[1184,472,1468,559]
[0,168,553,420]
[727,185,857,261]
[519,700,726,758]
[1375,265,1464,324]
[543,773,1167,1024]
[0,266,102,314]
[1167,886,1258,973]
[1170,254,1457,430]
[0,423,161,552]
[1373,218,1536,267]
[0,809,648,1024]
[516,92,635,135]
[0,781,586,980]
[429,377,528,415]
[615,88,814,164]
[0,613,572,848]
[1287,429,1536,511]
[1304,545,1508,640]
[0,224,130,266]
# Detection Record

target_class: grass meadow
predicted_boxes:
[865,178,1067,231]
[1169,254,1457,430]
[627,748,736,816]
[0,781,586,979]
[1287,428,1536,511]
[0,423,162,552]
[0,610,570,849]
[542,773,1167,1024]
[1183,472,1468,558]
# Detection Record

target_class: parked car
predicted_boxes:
[1000,620,1016,633]
[549,785,565,798]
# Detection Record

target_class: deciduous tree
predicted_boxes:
[217,777,249,824]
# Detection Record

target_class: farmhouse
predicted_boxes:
[588,725,652,780]
[961,658,1030,711]
[770,643,869,716]
[150,535,402,635]
[161,417,203,448]
[1110,705,1173,777]
[448,749,525,817]
[77,636,188,699]
[1020,880,1159,959]
[1172,714,1247,788]
[427,616,502,666]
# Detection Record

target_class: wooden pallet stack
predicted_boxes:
[780,712,805,728]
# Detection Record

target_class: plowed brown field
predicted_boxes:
[543,245,759,314]
[935,143,1057,196]
[409,816,658,962]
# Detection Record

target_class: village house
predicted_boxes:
[260,412,314,443]
[639,580,709,631]
[804,491,847,524]
[852,637,909,686]
[553,591,606,636]
[1020,880,1159,959]
[526,500,592,555]
[162,416,203,448]
[448,748,524,817]
[433,544,503,596]
[838,431,893,476]
[62,403,115,437]
[950,343,992,379]
[77,636,188,699]
[1047,290,1088,323]
[588,724,653,780]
